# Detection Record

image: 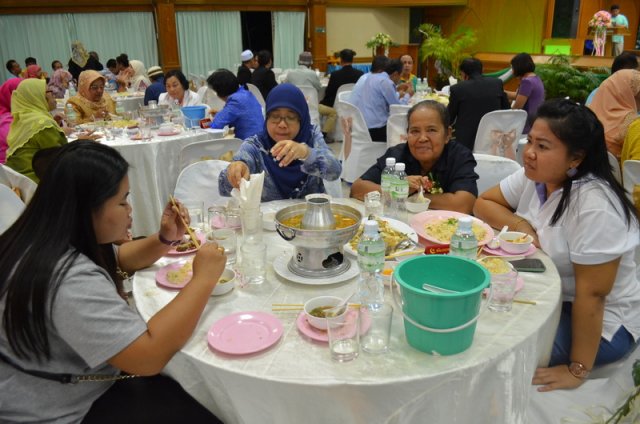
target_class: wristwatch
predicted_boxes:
[568,361,590,379]
[158,233,182,247]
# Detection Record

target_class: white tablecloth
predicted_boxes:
[133,202,562,424]
[102,130,222,237]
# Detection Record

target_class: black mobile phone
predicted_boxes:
[509,258,546,273]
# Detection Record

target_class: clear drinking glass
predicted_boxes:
[327,308,360,362]
[241,209,263,242]
[207,228,237,264]
[183,201,204,232]
[488,268,519,312]
[361,303,393,354]
[239,240,266,285]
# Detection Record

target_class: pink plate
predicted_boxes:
[296,309,372,343]
[208,312,283,355]
[157,130,181,136]
[166,233,206,256]
[409,210,494,246]
[156,260,192,290]
[482,244,537,257]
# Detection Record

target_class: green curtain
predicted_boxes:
[273,12,305,71]
[71,13,158,70]
[176,11,242,79]
[0,14,74,84]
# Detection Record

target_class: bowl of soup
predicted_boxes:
[303,295,347,330]
[499,231,533,254]
[212,267,236,296]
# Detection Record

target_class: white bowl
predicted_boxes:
[405,198,431,213]
[262,211,276,231]
[499,231,533,254]
[212,268,236,296]
[303,295,347,330]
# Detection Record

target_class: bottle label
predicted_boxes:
[391,183,409,199]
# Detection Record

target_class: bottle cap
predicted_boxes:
[457,217,472,231]
[396,163,406,172]
[385,157,396,167]
[363,219,379,236]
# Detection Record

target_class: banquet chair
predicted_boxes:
[296,85,321,127]
[608,151,622,184]
[197,86,226,112]
[174,160,229,212]
[246,83,266,109]
[337,90,352,103]
[473,153,522,195]
[473,110,527,160]
[0,164,37,203]
[336,100,387,183]
[0,184,25,234]
[331,85,354,142]
[179,138,243,172]
[389,104,410,115]
[386,113,408,147]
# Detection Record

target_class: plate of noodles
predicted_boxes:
[409,211,493,246]
[345,217,418,256]
[156,260,194,289]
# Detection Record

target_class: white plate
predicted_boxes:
[273,254,359,285]
[343,217,419,257]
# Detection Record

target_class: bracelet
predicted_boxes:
[158,233,182,247]
[568,361,591,379]
[513,216,528,230]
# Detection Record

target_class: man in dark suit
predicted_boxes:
[320,49,364,107]
[447,58,510,151]
[250,50,278,101]
[237,49,256,89]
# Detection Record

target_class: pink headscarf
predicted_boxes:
[25,65,42,79]
[0,78,23,163]
[48,69,72,99]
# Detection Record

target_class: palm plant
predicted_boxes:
[535,55,602,104]
[418,23,477,80]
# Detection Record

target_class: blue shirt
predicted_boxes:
[218,125,342,202]
[350,72,409,129]
[210,87,263,140]
[144,77,166,105]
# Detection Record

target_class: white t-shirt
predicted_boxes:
[158,89,204,108]
[501,168,640,341]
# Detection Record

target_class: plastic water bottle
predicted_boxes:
[68,81,76,97]
[380,157,396,216]
[115,98,125,117]
[449,217,478,260]
[390,162,409,222]
[357,220,385,305]
[65,104,77,127]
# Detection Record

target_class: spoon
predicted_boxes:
[422,282,459,294]
[416,185,428,203]
[326,291,357,315]
[488,225,508,250]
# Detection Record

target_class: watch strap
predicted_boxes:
[158,233,182,246]
[568,361,590,379]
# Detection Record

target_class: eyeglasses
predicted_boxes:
[267,114,299,125]
[89,84,105,91]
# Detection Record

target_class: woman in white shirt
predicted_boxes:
[158,69,200,107]
[474,99,640,392]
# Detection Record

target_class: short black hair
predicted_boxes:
[6,59,18,73]
[116,53,129,68]
[106,59,116,69]
[207,69,239,98]
[612,52,638,73]
[384,58,403,75]
[257,50,272,67]
[51,60,62,70]
[25,57,36,66]
[164,69,189,91]
[89,51,99,61]
[510,53,535,77]
[371,55,389,73]
[610,4,620,11]
[339,49,356,63]
[459,57,483,77]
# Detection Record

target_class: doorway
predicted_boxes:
[241,12,273,54]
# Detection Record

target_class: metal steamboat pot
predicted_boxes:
[139,104,169,129]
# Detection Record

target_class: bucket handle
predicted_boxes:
[391,274,493,334]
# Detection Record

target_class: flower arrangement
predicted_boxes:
[605,359,640,423]
[366,33,394,55]
[589,10,611,56]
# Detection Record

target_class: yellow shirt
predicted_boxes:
[621,118,640,163]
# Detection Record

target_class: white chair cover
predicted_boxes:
[0,184,25,234]
[179,138,244,172]
[386,113,408,148]
[174,160,229,212]
[473,153,522,195]
[623,159,640,198]
[197,86,226,112]
[609,151,622,184]
[389,104,410,115]
[337,90,352,103]
[331,85,355,142]
[0,165,37,203]
[473,110,527,160]
[335,100,387,183]
[246,83,266,108]
[296,85,320,127]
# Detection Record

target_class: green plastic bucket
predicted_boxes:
[392,255,490,355]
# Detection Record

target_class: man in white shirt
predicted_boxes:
[610,4,629,57]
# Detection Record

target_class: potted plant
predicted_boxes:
[418,24,477,88]
[366,33,394,56]
[535,55,601,104]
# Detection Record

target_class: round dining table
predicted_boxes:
[133,200,562,424]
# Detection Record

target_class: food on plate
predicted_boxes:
[424,217,487,244]
[166,261,193,285]
[110,119,139,128]
[349,218,408,255]
[479,257,511,275]
[309,305,341,318]
[280,213,357,229]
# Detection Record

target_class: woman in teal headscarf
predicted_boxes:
[5,79,67,182]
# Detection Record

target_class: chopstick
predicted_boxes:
[169,195,200,249]
[513,299,537,305]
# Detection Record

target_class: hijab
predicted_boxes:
[129,60,150,92]
[48,69,72,99]
[0,78,22,163]
[257,83,313,198]
[25,65,42,79]
[6,79,62,157]
[71,40,89,68]
[589,69,640,158]
[75,70,108,108]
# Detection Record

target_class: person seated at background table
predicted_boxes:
[47,68,72,99]
[114,53,135,93]
[219,83,341,201]
[251,50,278,101]
[588,69,640,159]
[5,79,67,182]
[6,59,21,79]
[159,69,201,107]
[66,70,116,124]
[144,65,166,106]
[237,49,256,89]
[399,54,418,92]
[206,69,263,140]
[320,48,363,108]
[351,100,478,213]
[505,52,545,134]
[23,64,43,80]
[448,57,510,151]
[350,58,412,142]
[51,60,63,73]
[67,41,103,82]
[474,99,640,392]
[0,140,225,423]
[129,60,150,93]
[0,78,21,164]
[585,52,639,106]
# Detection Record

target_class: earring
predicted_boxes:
[566,167,578,178]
